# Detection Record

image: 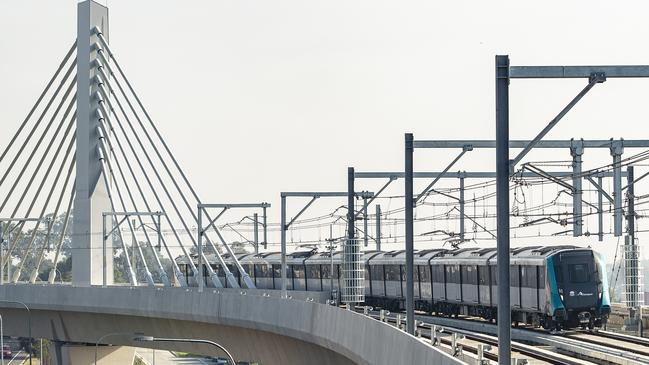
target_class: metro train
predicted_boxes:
[176,245,610,330]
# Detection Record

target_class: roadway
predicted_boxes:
[136,349,215,365]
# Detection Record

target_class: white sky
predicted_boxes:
[1,0,649,262]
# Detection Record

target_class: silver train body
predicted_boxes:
[176,245,610,330]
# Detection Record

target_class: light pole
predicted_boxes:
[94,332,137,365]
[134,335,236,365]
[0,300,31,365]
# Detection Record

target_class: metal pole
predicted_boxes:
[346,167,355,306]
[253,213,259,255]
[330,243,335,301]
[495,54,511,365]
[198,207,204,293]
[131,218,137,278]
[598,176,604,242]
[348,168,355,240]
[363,196,368,247]
[0,223,3,285]
[262,206,268,250]
[157,215,162,252]
[459,177,465,241]
[280,195,287,298]
[611,141,624,236]
[375,204,381,251]
[404,133,415,335]
[627,166,638,312]
[102,214,107,287]
[571,142,583,237]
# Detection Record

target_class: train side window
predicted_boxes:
[385,265,400,281]
[272,264,281,278]
[521,265,537,288]
[333,265,340,279]
[293,265,305,279]
[306,265,320,279]
[414,266,420,282]
[431,265,444,283]
[461,265,477,285]
[568,264,589,283]
[478,266,489,285]
[370,265,383,281]
[490,265,498,285]
[419,265,431,283]
[254,264,262,278]
[538,266,545,286]
[446,265,460,284]
[510,265,519,287]
[321,264,331,279]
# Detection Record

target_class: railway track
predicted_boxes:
[353,306,649,365]
[356,307,588,365]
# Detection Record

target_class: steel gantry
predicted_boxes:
[280,182,373,300]
[494,57,649,365]
[196,203,270,293]
[101,211,164,287]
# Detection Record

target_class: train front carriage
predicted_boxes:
[545,247,610,329]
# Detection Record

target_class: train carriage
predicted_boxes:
[176,244,610,330]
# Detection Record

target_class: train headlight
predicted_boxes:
[559,294,564,302]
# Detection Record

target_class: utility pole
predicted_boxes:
[131,218,137,279]
[495,54,511,365]
[375,204,381,251]
[404,133,415,335]
[325,238,337,302]
[253,213,259,255]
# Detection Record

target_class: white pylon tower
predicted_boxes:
[72,0,116,286]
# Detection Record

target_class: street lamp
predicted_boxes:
[94,332,139,365]
[134,335,236,365]
[0,300,31,365]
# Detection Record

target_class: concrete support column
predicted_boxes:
[72,0,113,286]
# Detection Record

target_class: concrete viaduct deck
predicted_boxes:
[0,285,460,365]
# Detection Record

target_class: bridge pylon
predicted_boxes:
[72,0,117,286]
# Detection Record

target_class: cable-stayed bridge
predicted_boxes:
[3,2,649,365]
[0,1,457,365]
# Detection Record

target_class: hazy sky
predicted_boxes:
[1,1,648,261]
